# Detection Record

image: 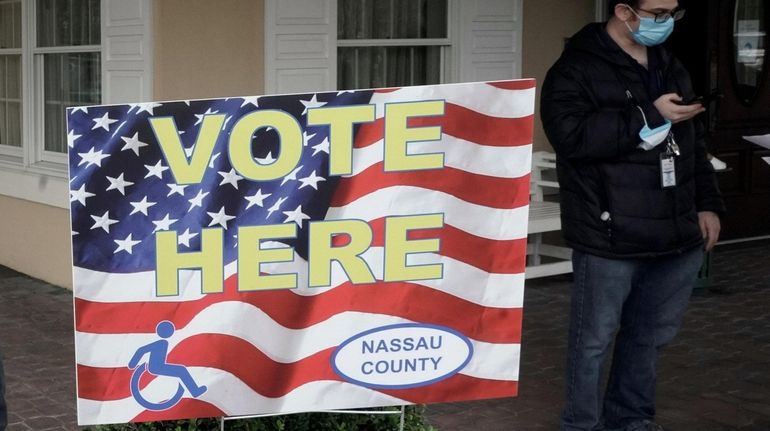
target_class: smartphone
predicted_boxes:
[675,90,723,106]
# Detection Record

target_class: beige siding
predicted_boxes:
[0,196,73,289]
[153,0,265,100]
[523,0,596,152]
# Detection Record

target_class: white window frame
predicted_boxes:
[0,0,101,174]
[32,0,102,168]
[0,0,23,161]
[336,0,457,87]
[0,0,152,208]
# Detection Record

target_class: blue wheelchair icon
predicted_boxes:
[128,320,207,411]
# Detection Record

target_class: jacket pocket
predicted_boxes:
[597,167,615,250]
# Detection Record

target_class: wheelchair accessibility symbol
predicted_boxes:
[128,321,207,411]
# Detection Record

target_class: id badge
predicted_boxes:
[660,153,677,188]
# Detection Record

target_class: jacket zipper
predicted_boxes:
[663,54,686,253]
[671,162,683,248]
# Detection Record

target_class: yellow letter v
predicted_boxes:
[150,114,226,185]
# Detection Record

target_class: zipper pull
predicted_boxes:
[601,211,612,238]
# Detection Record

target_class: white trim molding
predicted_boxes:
[0,166,69,208]
[264,0,338,94]
[457,0,523,82]
[101,0,154,105]
[264,0,523,93]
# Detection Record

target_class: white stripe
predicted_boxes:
[369,83,535,119]
[264,248,525,308]
[75,251,525,308]
[77,373,408,426]
[326,186,530,240]
[350,138,532,179]
[295,252,525,306]
[464,342,521,381]
[76,303,520,367]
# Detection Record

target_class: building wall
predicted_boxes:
[0,196,73,288]
[153,0,265,100]
[522,0,597,152]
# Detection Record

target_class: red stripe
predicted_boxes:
[126,379,517,423]
[78,335,340,401]
[80,334,517,404]
[331,163,530,209]
[331,219,527,275]
[354,104,534,148]
[78,365,133,402]
[172,337,339,398]
[75,284,522,343]
[125,376,516,423]
[376,81,534,92]
[382,373,518,403]
[486,80,536,90]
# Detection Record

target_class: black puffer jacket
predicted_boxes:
[541,23,725,259]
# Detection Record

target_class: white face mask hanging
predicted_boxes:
[636,106,672,151]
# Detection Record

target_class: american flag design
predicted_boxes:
[68,80,535,425]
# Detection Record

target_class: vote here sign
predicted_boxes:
[68,80,534,425]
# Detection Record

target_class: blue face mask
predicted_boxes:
[635,106,671,150]
[625,8,675,46]
[638,121,672,150]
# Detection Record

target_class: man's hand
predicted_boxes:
[654,93,706,124]
[698,211,721,251]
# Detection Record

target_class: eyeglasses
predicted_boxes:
[634,7,686,23]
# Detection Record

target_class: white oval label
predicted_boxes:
[331,323,473,389]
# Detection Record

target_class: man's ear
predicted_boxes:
[614,4,635,22]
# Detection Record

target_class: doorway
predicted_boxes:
[668,0,770,240]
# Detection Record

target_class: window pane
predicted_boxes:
[0,0,21,49]
[338,0,447,39]
[43,52,101,153]
[0,54,22,147]
[423,0,448,38]
[37,0,101,47]
[338,46,442,90]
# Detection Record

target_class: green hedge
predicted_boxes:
[87,406,437,431]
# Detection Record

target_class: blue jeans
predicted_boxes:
[561,248,704,431]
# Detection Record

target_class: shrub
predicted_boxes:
[87,406,437,431]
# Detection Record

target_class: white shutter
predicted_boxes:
[101,0,153,104]
[457,0,522,81]
[264,0,337,94]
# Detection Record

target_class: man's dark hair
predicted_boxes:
[608,0,641,16]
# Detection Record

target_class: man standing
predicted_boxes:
[540,1,724,430]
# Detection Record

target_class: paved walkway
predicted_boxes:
[428,240,770,430]
[0,266,76,430]
[0,240,769,430]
